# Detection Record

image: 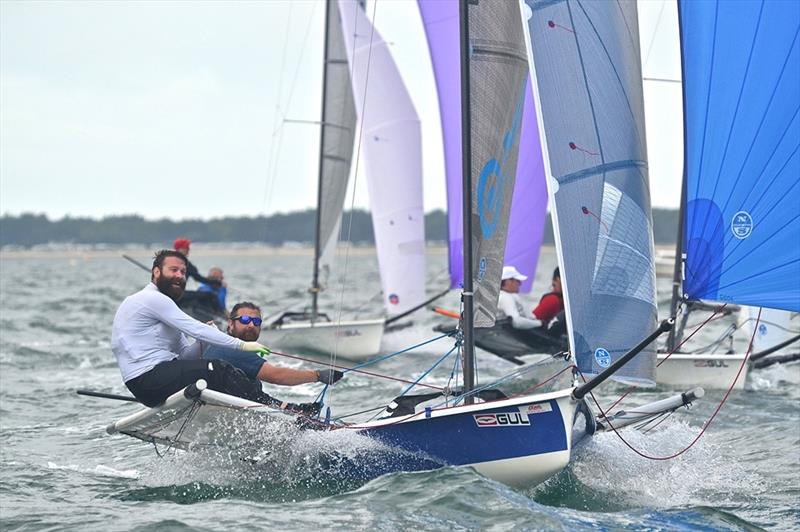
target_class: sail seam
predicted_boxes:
[555,160,646,185]
[690,31,800,278]
[694,1,766,266]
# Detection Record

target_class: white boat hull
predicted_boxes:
[260,318,385,361]
[656,353,749,390]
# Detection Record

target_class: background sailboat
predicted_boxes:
[260,0,384,360]
[657,0,800,389]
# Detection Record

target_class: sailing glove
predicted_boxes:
[317,369,344,385]
[241,341,271,357]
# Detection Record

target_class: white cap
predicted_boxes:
[501,265,528,281]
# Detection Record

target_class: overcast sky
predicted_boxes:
[0,0,682,221]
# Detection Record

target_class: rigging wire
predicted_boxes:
[326,0,380,406]
[604,303,729,413]
[642,0,667,76]
[261,2,295,224]
[261,2,321,220]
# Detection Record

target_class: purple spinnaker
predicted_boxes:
[418,0,548,293]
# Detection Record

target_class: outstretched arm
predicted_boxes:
[257,364,343,386]
[186,260,221,287]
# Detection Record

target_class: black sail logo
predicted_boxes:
[473,411,530,427]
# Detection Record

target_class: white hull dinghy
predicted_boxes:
[260,314,385,361]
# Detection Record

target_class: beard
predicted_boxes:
[156,274,186,301]
[228,324,260,342]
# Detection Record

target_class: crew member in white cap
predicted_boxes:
[497,265,542,330]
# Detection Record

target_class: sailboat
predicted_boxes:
[259,0,386,360]
[98,0,703,489]
[418,0,566,364]
[656,0,800,390]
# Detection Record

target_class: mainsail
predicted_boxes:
[466,0,530,327]
[313,0,358,300]
[338,0,426,317]
[679,0,800,312]
[524,0,658,384]
[418,0,548,294]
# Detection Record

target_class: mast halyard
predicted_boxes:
[459,0,475,404]
[310,0,332,323]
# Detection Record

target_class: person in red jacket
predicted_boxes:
[532,267,563,326]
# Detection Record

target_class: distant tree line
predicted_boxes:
[0,208,679,248]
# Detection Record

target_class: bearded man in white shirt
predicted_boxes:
[111,249,319,416]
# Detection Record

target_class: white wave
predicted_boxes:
[47,461,139,479]
[568,420,762,507]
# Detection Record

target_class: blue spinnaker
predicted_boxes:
[680,0,800,312]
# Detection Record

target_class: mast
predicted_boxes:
[666,0,689,352]
[459,0,475,403]
[666,181,686,351]
[310,0,332,322]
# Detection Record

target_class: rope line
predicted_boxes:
[604,303,728,413]
[589,308,761,461]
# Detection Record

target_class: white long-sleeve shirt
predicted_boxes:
[111,283,242,382]
[497,290,542,330]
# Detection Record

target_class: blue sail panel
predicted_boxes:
[680,0,800,312]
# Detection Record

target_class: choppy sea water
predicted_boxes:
[1,247,798,531]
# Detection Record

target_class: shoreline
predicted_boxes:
[0,243,680,260]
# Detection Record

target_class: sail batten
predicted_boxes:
[680,0,800,312]
[524,0,658,385]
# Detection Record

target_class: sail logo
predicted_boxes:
[388,293,399,305]
[526,403,553,414]
[731,211,753,239]
[594,348,611,368]
[474,412,530,427]
[758,323,768,336]
[476,80,527,240]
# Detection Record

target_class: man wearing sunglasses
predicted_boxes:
[204,302,344,388]
[112,250,316,415]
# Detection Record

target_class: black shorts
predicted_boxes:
[125,358,282,408]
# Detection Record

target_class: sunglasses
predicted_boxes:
[231,315,262,327]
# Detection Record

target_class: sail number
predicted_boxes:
[694,360,730,368]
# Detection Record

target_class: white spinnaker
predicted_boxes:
[338,0,426,317]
